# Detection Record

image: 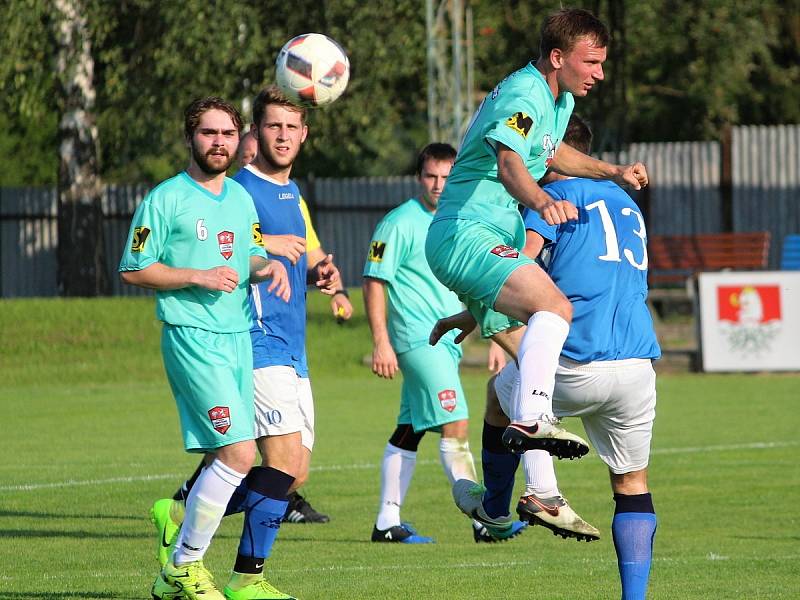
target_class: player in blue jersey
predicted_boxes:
[425,8,649,500]
[438,115,659,599]
[120,96,289,600]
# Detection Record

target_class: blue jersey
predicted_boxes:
[523,179,661,362]
[234,166,309,376]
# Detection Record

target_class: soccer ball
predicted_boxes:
[275,33,350,108]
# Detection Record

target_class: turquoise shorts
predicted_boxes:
[425,218,528,337]
[397,342,468,433]
[161,325,255,452]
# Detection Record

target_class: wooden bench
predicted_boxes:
[648,231,771,287]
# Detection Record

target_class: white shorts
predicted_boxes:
[494,357,656,474]
[253,365,315,450]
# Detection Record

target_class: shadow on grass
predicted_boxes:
[0,529,147,540]
[0,510,141,521]
[1,594,137,599]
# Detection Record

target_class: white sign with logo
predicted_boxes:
[698,271,800,371]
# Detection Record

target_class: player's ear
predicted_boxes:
[550,47,564,70]
[300,124,309,144]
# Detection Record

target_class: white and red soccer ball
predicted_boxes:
[275,33,350,108]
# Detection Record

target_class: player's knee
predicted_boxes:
[389,424,425,452]
[552,295,573,324]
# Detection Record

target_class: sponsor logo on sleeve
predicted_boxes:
[217,231,234,260]
[368,240,386,263]
[505,112,533,138]
[131,227,150,252]
[490,244,519,259]
[438,389,457,412]
[252,223,264,247]
[208,406,231,434]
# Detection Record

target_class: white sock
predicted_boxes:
[375,443,416,531]
[172,458,246,565]
[514,311,569,422]
[522,449,561,498]
[439,437,477,485]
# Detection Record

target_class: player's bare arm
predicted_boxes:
[551,142,649,189]
[121,262,239,293]
[307,245,352,319]
[307,251,341,296]
[363,276,399,379]
[263,233,306,264]
[250,256,291,301]
[429,310,477,346]
[496,143,578,226]
[522,230,547,260]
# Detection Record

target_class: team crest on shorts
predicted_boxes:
[217,231,234,260]
[490,245,519,259]
[438,389,457,412]
[208,406,231,434]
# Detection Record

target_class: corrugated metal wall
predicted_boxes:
[1,125,798,296]
[732,125,800,269]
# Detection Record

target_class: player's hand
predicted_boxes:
[372,340,398,379]
[331,293,353,321]
[313,254,341,295]
[429,310,477,346]
[538,199,578,226]
[254,260,291,302]
[487,340,507,373]
[195,266,240,293]
[264,234,306,264]
[614,162,649,190]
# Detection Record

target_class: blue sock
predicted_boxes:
[224,480,249,516]
[481,422,520,519]
[612,493,657,600]
[233,467,295,574]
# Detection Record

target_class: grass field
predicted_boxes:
[1,295,798,599]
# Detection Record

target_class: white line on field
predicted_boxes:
[1,440,797,492]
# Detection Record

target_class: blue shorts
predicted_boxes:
[161,325,255,452]
[397,342,468,433]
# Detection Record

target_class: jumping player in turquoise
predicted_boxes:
[363,143,527,544]
[119,96,289,600]
[436,115,660,599]
[424,8,649,534]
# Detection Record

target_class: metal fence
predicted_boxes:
[1,125,798,297]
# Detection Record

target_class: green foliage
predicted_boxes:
[0,0,799,184]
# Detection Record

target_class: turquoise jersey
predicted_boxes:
[363,198,464,354]
[434,62,575,237]
[119,171,267,333]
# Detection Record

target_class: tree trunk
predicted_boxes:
[54,0,108,296]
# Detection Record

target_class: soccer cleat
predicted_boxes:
[224,576,296,600]
[473,519,528,543]
[151,560,225,600]
[150,498,185,567]
[451,479,514,539]
[502,417,590,459]
[517,493,601,542]
[371,522,434,544]
[282,491,330,523]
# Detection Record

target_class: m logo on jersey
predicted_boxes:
[542,134,556,168]
[369,241,386,262]
[217,231,234,260]
[438,389,457,412]
[490,245,519,259]
[505,112,533,138]
[252,223,264,247]
[131,227,150,252]
[208,406,231,434]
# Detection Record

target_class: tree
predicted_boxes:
[54,0,108,295]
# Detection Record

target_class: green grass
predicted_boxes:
[1,294,799,599]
